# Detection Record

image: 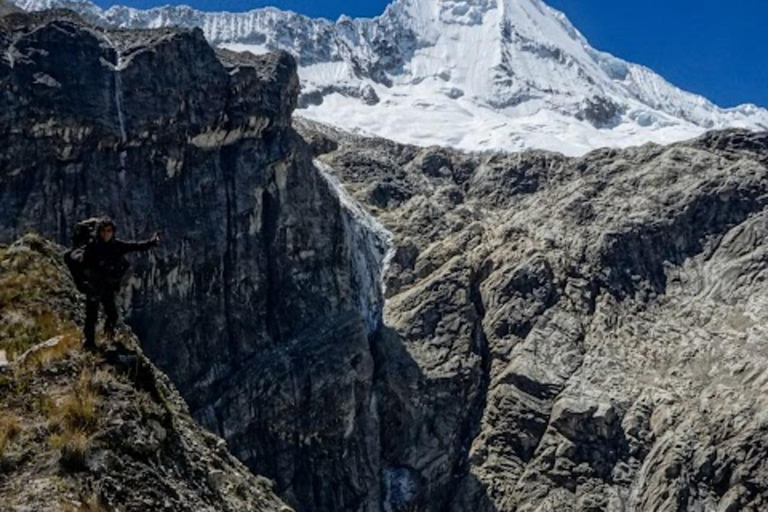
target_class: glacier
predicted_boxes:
[11,0,768,155]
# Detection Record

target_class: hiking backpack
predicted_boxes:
[64,218,101,293]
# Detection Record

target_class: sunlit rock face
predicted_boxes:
[299,119,768,512]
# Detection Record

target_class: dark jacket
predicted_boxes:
[82,238,156,293]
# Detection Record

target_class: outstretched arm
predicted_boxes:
[116,233,160,254]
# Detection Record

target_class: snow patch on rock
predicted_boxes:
[315,160,395,335]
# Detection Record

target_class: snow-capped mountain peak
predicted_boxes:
[10,0,768,155]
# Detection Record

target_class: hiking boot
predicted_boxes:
[83,337,99,352]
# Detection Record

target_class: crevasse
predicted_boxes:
[315,160,396,336]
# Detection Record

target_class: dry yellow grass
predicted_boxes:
[0,413,22,456]
[50,429,90,472]
[53,371,98,432]
[63,492,111,512]
[0,238,80,360]
[48,368,101,472]
[57,393,96,432]
[21,329,83,370]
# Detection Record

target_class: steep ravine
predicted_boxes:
[315,160,396,335]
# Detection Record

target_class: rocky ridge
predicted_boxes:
[0,234,292,512]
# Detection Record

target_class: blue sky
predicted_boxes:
[92,0,768,108]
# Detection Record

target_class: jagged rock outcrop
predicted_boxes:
[3,8,768,512]
[299,120,768,512]
[0,234,292,512]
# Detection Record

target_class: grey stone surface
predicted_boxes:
[0,0,20,16]
[301,121,768,511]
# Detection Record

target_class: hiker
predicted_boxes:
[69,217,159,350]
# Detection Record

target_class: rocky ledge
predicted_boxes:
[0,234,292,512]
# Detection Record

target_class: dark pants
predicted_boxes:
[84,289,118,348]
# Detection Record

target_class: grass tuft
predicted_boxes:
[51,429,90,472]
[0,413,22,456]
[53,372,98,432]
[63,491,111,512]
[49,369,101,472]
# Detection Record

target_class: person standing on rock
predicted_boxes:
[71,217,159,350]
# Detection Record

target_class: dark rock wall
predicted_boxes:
[0,12,380,512]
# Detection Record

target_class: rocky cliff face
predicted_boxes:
[3,8,768,512]
[0,0,20,16]
[298,122,768,511]
[1,10,382,512]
